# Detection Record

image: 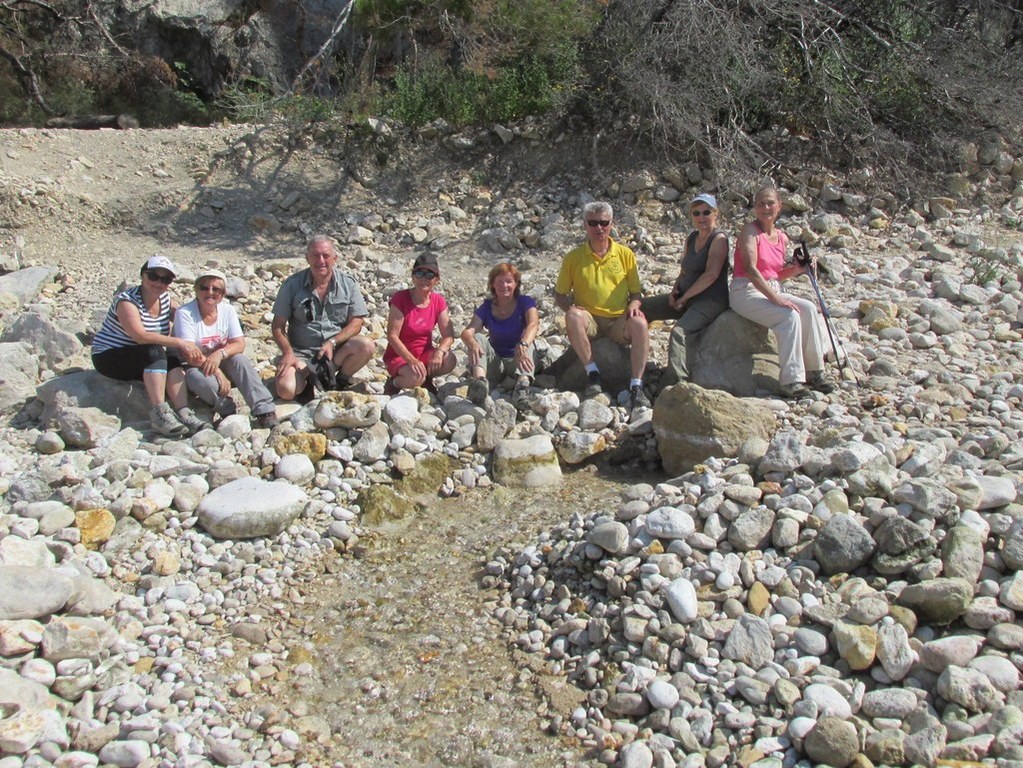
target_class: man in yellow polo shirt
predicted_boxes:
[554,201,651,409]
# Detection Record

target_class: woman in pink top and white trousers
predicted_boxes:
[729,186,835,398]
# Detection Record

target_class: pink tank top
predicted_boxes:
[733,227,787,280]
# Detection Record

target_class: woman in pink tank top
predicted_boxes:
[729,186,836,398]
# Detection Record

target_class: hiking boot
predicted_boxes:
[254,411,279,429]
[214,396,237,419]
[176,407,210,435]
[334,371,352,391]
[778,382,811,399]
[583,370,603,398]
[467,377,489,406]
[807,370,836,393]
[383,378,399,396]
[512,377,530,413]
[150,402,188,437]
[630,384,651,410]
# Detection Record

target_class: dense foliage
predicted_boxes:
[1,0,1021,176]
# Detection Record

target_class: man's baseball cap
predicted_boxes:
[413,252,440,276]
[142,254,177,276]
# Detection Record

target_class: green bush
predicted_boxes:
[387,50,581,127]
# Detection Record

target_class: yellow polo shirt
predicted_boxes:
[555,239,641,318]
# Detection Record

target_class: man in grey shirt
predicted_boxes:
[271,235,374,399]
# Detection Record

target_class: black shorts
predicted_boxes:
[92,345,181,381]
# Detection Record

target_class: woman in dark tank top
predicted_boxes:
[641,193,730,384]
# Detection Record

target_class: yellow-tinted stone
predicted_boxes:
[272,432,327,462]
[75,509,116,549]
[834,621,878,670]
[748,581,771,615]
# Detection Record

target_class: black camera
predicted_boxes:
[311,355,336,392]
[795,241,811,268]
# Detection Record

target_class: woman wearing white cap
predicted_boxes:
[91,255,204,437]
[641,193,730,385]
[169,268,279,429]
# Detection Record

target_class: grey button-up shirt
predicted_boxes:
[272,267,368,354]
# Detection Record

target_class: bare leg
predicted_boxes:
[625,314,649,380]
[334,337,375,379]
[166,367,189,409]
[143,370,168,406]
[565,306,594,366]
[275,364,309,401]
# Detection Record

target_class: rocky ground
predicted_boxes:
[0,121,1022,768]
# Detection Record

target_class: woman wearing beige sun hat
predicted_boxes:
[169,267,279,429]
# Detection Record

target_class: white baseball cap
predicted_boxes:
[144,254,177,276]
[690,193,718,209]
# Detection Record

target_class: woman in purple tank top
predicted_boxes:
[460,262,540,411]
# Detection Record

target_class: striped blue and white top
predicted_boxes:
[92,286,172,354]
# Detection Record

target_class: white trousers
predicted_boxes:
[729,278,825,386]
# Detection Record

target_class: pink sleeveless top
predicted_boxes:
[733,227,787,280]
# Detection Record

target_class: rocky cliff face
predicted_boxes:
[106,0,355,97]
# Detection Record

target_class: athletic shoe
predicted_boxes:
[807,370,836,393]
[176,407,210,435]
[630,384,651,410]
[383,378,399,396]
[467,377,489,405]
[254,411,279,429]
[583,370,603,398]
[150,403,189,437]
[778,382,811,399]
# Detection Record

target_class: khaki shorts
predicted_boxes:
[582,310,630,345]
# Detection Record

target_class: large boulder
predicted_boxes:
[35,371,151,428]
[0,266,57,306]
[197,477,308,539]
[54,406,121,449]
[688,310,779,396]
[0,342,39,410]
[546,338,632,395]
[653,382,777,475]
[0,312,85,372]
[492,435,563,487]
[0,567,74,620]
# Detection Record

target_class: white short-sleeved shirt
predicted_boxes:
[173,299,244,354]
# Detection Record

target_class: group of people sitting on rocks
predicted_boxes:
[91,184,837,437]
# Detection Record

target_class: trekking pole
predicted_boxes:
[795,241,848,375]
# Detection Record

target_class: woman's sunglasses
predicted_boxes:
[145,271,174,284]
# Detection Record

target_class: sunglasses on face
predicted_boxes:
[145,271,174,284]
[198,284,224,295]
[692,209,713,217]
[587,219,611,228]
[412,269,438,279]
